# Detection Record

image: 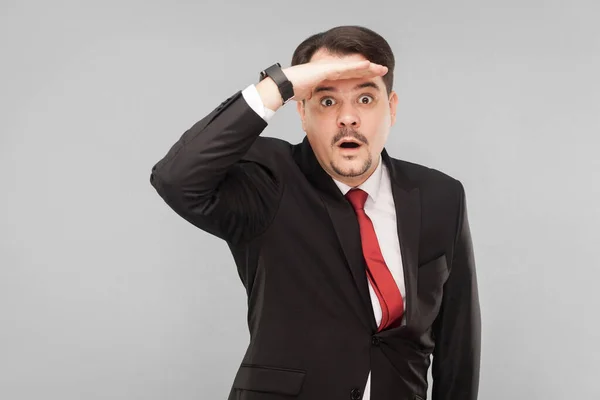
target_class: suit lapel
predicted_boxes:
[383,149,421,332]
[322,198,378,331]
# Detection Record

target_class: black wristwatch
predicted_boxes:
[259,63,295,105]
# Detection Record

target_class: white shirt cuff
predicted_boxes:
[241,84,276,123]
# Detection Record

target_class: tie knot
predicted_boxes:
[346,188,368,210]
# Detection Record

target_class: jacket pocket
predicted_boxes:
[418,253,449,284]
[418,253,447,271]
[232,364,306,396]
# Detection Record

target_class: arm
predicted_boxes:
[149,79,284,245]
[150,61,389,244]
[431,180,481,400]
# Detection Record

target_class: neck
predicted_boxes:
[333,170,374,188]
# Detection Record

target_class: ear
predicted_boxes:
[296,100,307,131]
[388,91,399,126]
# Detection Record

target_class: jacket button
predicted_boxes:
[350,388,362,400]
[371,336,381,346]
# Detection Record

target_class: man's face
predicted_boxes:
[296,49,398,186]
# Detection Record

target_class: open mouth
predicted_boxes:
[338,141,361,149]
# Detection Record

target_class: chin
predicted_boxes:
[330,157,372,178]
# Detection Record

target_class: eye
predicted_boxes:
[320,97,336,107]
[359,95,374,104]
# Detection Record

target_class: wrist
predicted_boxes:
[256,77,283,112]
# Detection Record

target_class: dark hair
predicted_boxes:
[291,25,395,96]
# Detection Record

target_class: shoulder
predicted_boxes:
[387,156,467,212]
[237,136,298,182]
[389,157,462,189]
[241,136,294,161]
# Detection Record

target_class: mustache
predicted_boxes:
[331,128,369,146]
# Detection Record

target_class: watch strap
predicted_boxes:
[260,63,295,104]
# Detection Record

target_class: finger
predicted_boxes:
[365,63,388,75]
[325,60,370,80]
[349,61,386,74]
[339,63,388,80]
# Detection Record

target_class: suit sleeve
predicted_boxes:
[149,90,282,245]
[431,180,481,400]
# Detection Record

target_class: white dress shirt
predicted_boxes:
[241,84,406,400]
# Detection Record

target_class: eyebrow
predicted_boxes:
[313,81,381,94]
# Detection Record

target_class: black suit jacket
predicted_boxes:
[150,90,481,400]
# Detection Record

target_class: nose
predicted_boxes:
[336,104,361,129]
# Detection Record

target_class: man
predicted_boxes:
[150,25,481,400]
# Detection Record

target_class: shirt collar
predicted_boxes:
[332,154,384,202]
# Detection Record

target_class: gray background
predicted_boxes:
[1,0,599,399]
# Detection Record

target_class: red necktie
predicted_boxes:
[346,188,404,332]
